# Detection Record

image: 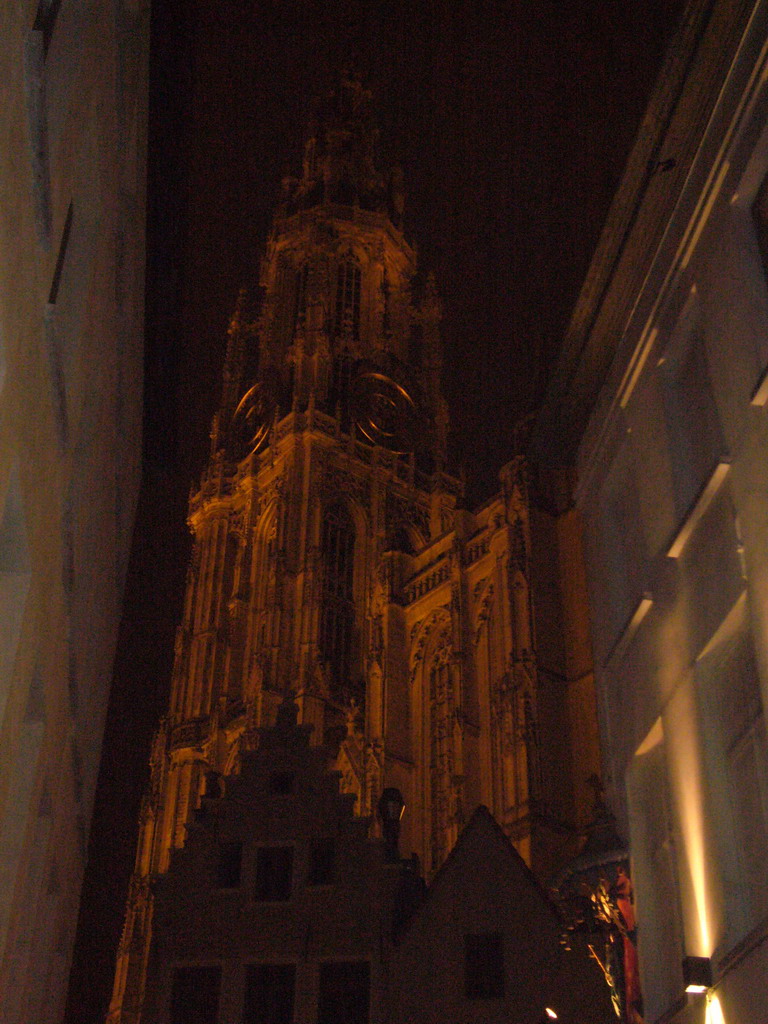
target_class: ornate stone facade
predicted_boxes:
[107,74,598,1023]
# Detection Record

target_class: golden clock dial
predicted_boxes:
[229,381,275,457]
[350,370,419,453]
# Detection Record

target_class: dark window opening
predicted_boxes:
[328,351,355,424]
[294,263,308,336]
[255,846,293,901]
[216,840,243,888]
[385,526,414,555]
[319,505,355,693]
[275,261,307,349]
[318,961,370,1024]
[308,838,335,885]
[333,260,361,342]
[170,966,221,1024]
[465,932,504,1000]
[243,964,295,1024]
[269,770,295,795]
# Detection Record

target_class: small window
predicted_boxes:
[170,966,221,1024]
[318,962,370,1024]
[255,846,293,901]
[269,770,295,795]
[660,303,724,521]
[464,933,504,1000]
[308,838,335,886]
[216,841,243,888]
[244,964,295,1024]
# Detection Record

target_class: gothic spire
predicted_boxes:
[279,71,404,225]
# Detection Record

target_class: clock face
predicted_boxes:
[350,370,420,453]
[229,381,275,458]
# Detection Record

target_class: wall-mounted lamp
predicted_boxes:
[544,1009,558,1019]
[682,955,712,994]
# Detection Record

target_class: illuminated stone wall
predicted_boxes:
[535,2,768,1021]
[0,2,148,1022]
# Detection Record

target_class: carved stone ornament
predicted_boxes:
[410,606,452,679]
[474,582,494,643]
[386,491,429,539]
[511,517,527,571]
[320,463,368,506]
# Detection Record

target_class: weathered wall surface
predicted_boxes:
[0,2,148,1020]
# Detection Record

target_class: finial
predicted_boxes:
[285,69,389,217]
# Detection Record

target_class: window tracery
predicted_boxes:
[428,632,453,872]
[333,258,361,342]
[319,504,356,697]
[294,262,308,335]
[274,260,308,348]
[329,349,355,418]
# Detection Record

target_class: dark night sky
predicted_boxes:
[66,3,684,1020]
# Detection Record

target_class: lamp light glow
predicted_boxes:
[706,993,726,1024]
[545,1009,558,1019]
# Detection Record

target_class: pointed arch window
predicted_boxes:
[428,638,453,872]
[333,259,361,342]
[319,504,356,693]
[274,261,308,347]
[294,263,308,336]
[329,349,355,424]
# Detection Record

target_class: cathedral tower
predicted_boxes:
[107,74,561,1024]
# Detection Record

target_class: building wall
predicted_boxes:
[0,2,148,1021]
[389,806,610,1024]
[534,2,768,1021]
[141,702,403,1024]
[137,710,607,1024]
[528,467,603,876]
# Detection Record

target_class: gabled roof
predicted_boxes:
[398,804,562,940]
